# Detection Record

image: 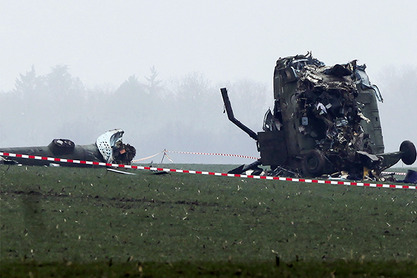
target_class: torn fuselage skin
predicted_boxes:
[271,53,382,178]
[222,52,416,180]
[0,129,136,167]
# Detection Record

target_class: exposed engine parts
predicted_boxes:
[221,52,416,181]
[0,129,136,167]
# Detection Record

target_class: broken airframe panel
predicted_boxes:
[221,52,416,180]
[95,129,135,164]
[0,129,136,166]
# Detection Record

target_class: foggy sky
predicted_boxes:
[2,1,417,91]
[1,1,416,166]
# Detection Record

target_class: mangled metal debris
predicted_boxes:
[401,170,417,184]
[221,52,416,181]
[0,129,136,166]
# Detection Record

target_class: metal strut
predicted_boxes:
[220,88,258,141]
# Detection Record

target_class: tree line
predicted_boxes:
[0,65,271,163]
[1,64,416,165]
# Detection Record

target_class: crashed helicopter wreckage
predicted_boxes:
[221,52,416,181]
[0,129,136,167]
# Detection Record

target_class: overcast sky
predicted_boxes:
[1,1,416,167]
[1,0,416,91]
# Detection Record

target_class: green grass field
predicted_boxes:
[1,164,416,277]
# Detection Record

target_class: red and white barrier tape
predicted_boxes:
[134,150,408,177]
[132,150,258,163]
[132,151,163,162]
[1,151,415,190]
[382,171,406,176]
[165,150,259,160]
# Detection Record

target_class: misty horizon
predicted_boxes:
[1,1,416,166]
[0,61,416,167]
